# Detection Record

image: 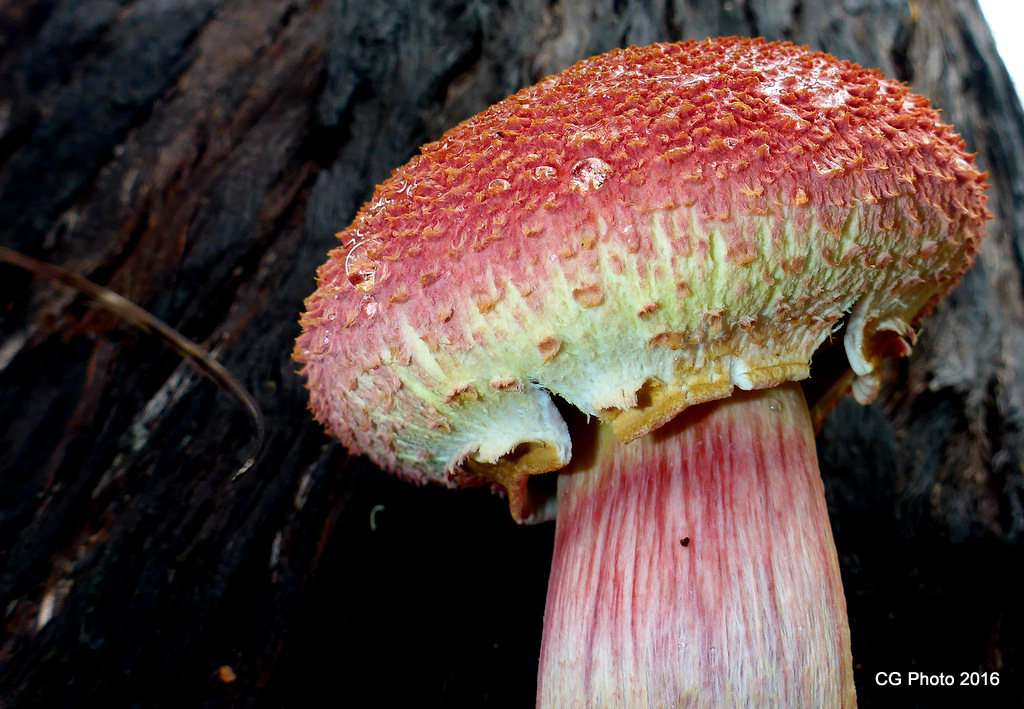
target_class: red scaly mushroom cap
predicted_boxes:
[294,37,988,522]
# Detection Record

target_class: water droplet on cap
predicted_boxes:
[367,197,390,217]
[533,165,556,180]
[488,178,510,193]
[345,239,379,292]
[362,296,379,318]
[813,155,843,176]
[569,157,613,193]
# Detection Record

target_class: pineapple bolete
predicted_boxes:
[295,37,988,706]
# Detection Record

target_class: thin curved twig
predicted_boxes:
[0,245,266,477]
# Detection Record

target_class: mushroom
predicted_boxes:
[294,38,988,706]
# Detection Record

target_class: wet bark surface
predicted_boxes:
[0,0,1021,706]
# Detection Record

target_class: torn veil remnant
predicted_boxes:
[296,37,988,707]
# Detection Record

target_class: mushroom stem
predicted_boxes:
[537,383,855,707]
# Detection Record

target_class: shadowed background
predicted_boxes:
[1,0,1021,706]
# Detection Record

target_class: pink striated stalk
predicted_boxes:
[537,383,855,707]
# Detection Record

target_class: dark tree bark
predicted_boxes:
[0,0,1020,707]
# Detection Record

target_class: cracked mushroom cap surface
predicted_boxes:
[294,37,988,523]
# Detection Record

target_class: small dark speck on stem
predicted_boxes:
[679,536,691,547]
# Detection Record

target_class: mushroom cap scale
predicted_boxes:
[295,37,988,522]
